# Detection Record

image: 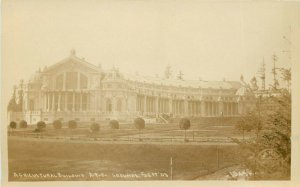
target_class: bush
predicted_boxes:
[134,117,145,141]
[9,121,17,129]
[53,120,63,129]
[37,121,46,131]
[90,123,100,132]
[179,117,191,130]
[33,128,42,133]
[179,118,191,141]
[110,120,119,129]
[68,120,77,129]
[134,117,145,130]
[19,120,28,128]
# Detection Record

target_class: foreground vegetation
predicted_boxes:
[233,90,291,180]
[8,137,239,181]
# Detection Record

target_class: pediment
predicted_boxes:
[43,56,101,75]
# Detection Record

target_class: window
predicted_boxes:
[117,99,122,112]
[82,94,88,111]
[56,74,63,90]
[75,93,80,111]
[66,72,78,89]
[67,93,73,110]
[80,74,88,89]
[106,99,112,112]
[29,99,34,110]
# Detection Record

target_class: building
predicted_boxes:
[7,50,256,125]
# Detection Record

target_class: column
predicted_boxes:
[184,100,188,115]
[47,92,50,111]
[213,102,216,116]
[64,92,68,111]
[173,100,175,114]
[63,72,66,90]
[87,93,90,111]
[72,91,75,111]
[169,99,172,114]
[57,92,61,111]
[80,92,83,111]
[52,92,55,112]
[77,73,80,90]
[193,101,196,115]
[225,102,229,116]
[219,101,224,116]
[143,96,147,113]
[44,92,47,111]
[201,101,205,116]
[207,102,210,116]
[155,97,159,115]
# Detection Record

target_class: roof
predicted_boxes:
[43,51,101,74]
[123,73,242,90]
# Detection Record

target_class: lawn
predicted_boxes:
[8,137,240,181]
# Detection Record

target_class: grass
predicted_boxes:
[8,137,240,181]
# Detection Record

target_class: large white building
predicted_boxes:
[7,50,255,125]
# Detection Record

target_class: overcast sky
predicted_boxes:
[2,0,295,109]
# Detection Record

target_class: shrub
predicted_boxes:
[134,117,145,130]
[179,117,191,130]
[179,118,191,141]
[53,120,63,129]
[19,120,28,128]
[68,120,77,129]
[134,117,145,141]
[90,123,100,133]
[110,120,119,129]
[9,121,17,129]
[37,121,46,131]
[33,128,42,133]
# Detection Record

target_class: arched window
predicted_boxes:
[117,99,122,112]
[66,72,78,90]
[56,74,63,90]
[80,74,88,89]
[106,99,112,112]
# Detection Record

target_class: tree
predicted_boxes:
[235,112,261,140]
[68,120,77,130]
[110,120,119,129]
[9,121,17,135]
[90,123,100,133]
[279,68,291,92]
[37,121,46,130]
[235,118,251,140]
[164,64,172,79]
[234,91,291,180]
[19,120,28,129]
[53,120,63,129]
[134,117,145,141]
[179,118,191,142]
[177,71,184,80]
[35,121,46,137]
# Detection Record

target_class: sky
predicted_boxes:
[2,0,295,109]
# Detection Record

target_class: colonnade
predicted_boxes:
[43,91,90,112]
[136,95,239,116]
